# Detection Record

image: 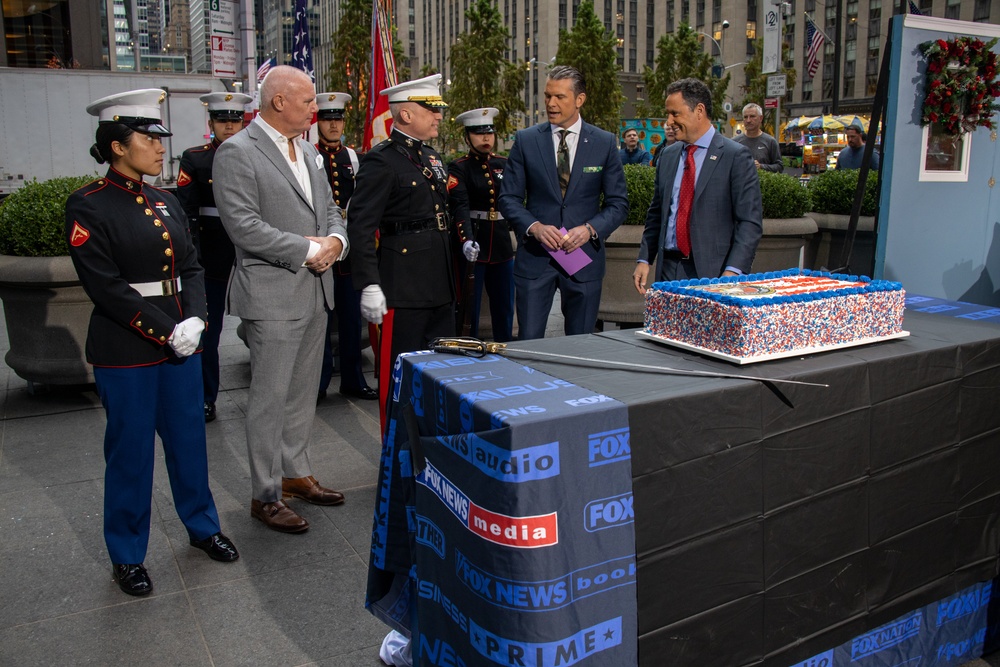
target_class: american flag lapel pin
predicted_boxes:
[709,155,718,160]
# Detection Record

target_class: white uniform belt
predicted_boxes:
[198,206,220,217]
[470,210,504,221]
[130,278,181,297]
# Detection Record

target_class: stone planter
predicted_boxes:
[0,254,94,386]
[750,216,819,274]
[598,225,653,326]
[806,212,876,275]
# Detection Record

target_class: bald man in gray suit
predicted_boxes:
[214,66,348,533]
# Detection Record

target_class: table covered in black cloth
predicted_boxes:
[516,309,1000,666]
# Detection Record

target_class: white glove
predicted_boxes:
[360,285,388,324]
[463,240,480,262]
[168,317,205,357]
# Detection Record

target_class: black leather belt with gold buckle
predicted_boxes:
[383,213,450,236]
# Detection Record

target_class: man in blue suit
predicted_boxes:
[499,65,628,339]
[633,78,762,290]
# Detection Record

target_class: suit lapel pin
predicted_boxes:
[709,155,718,161]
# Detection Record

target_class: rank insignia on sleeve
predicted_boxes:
[70,222,91,247]
[176,170,192,187]
[447,174,459,190]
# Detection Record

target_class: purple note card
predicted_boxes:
[545,227,593,276]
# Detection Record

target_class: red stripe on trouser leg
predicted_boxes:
[376,310,395,437]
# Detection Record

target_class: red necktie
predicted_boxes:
[675,144,697,257]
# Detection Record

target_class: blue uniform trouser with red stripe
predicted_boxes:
[94,355,221,565]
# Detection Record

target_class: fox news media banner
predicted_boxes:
[366,350,637,667]
[790,579,993,667]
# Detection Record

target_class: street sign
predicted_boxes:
[210,0,240,78]
[764,98,779,109]
[767,74,787,97]
[763,0,781,73]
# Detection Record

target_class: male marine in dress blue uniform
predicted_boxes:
[348,74,473,430]
[447,107,514,341]
[176,91,252,422]
[315,91,377,401]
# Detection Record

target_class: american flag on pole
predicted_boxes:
[806,17,825,80]
[256,57,275,84]
[363,0,398,151]
[908,0,924,14]
[291,0,315,81]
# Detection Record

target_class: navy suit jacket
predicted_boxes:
[499,120,628,283]
[638,131,762,279]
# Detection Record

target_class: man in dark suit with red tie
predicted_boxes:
[498,65,628,340]
[633,78,762,291]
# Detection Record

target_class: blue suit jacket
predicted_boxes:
[499,120,628,283]
[639,131,763,279]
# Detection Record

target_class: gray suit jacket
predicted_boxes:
[639,131,762,279]
[214,120,346,320]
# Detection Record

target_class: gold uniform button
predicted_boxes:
[136,196,144,203]
[145,209,153,216]
[334,181,339,186]
[154,221,162,227]
[164,248,173,257]
[136,320,142,327]
[334,190,340,196]
[148,329,154,334]
[489,189,495,195]
[208,179,213,184]
[159,336,166,342]
[401,248,408,254]
[162,265,169,272]
[412,181,417,186]
[162,232,170,240]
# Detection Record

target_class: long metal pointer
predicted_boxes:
[429,338,829,388]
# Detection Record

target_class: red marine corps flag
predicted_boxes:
[363,0,398,151]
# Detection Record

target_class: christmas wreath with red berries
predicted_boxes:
[920,36,1000,136]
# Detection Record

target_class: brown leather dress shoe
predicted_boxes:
[281,475,345,506]
[250,499,309,533]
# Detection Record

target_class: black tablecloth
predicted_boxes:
[511,310,1000,666]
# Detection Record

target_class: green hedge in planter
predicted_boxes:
[759,171,811,219]
[622,164,656,225]
[807,169,879,216]
[0,176,95,257]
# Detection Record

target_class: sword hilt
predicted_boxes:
[429,337,507,358]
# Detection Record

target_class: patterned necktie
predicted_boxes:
[557,129,571,198]
[675,144,697,257]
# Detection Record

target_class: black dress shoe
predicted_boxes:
[189,531,240,562]
[112,563,153,596]
[204,401,217,423]
[340,386,378,400]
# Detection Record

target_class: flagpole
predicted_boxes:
[832,0,842,114]
[241,0,256,94]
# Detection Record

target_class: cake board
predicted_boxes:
[635,329,911,365]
